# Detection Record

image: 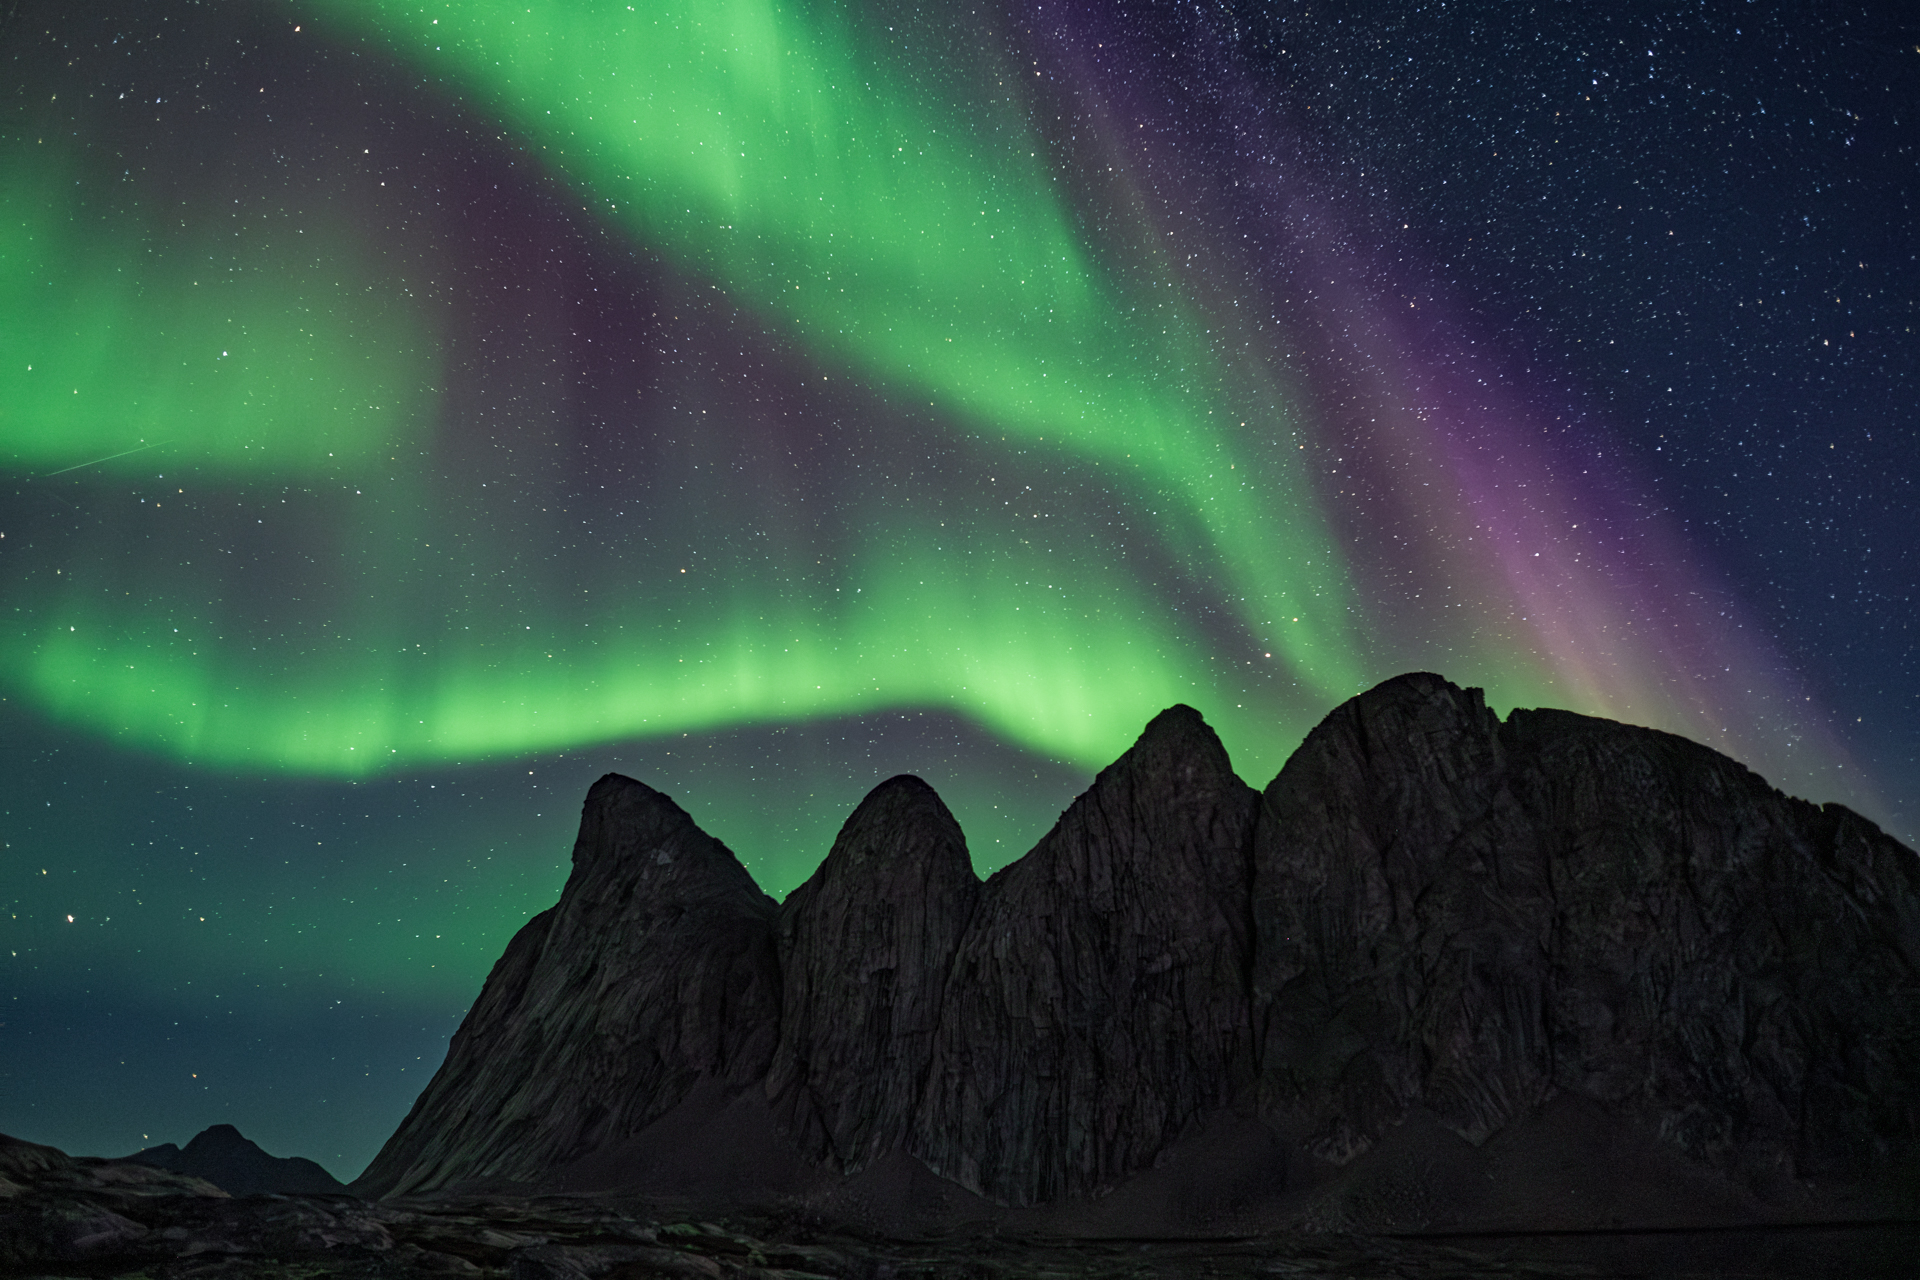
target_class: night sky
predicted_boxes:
[3,0,1914,1178]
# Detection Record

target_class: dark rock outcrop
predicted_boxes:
[125,1124,346,1196]
[1252,673,1920,1214]
[909,705,1262,1205]
[764,774,979,1175]
[354,675,1920,1230]
[353,774,782,1198]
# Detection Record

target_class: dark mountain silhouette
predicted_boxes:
[765,773,979,1177]
[351,773,783,1199]
[353,674,1920,1233]
[125,1124,345,1197]
[905,705,1262,1207]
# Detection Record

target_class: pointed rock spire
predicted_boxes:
[911,705,1262,1205]
[1251,672,1525,1161]
[354,774,781,1198]
[767,775,979,1174]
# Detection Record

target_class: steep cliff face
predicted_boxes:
[353,774,781,1198]
[355,677,1920,1223]
[1252,672,1920,1200]
[764,775,979,1175]
[910,706,1262,1206]
[1504,705,1920,1192]
[1250,673,1537,1162]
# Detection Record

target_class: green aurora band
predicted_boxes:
[0,145,435,476]
[2,0,1382,781]
[290,0,1361,682]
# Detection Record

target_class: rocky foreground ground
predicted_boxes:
[5,1134,1915,1280]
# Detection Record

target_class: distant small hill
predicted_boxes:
[125,1124,347,1197]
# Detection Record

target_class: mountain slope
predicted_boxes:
[1253,673,1920,1208]
[354,675,1920,1226]
[354,774,781,1198]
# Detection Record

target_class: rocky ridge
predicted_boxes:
[1251,677,1920,1207]
[353,674,1920,1232]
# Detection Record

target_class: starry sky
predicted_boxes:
[3,0,1914,1178]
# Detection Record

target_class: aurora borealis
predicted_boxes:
[4,0,1915,1174]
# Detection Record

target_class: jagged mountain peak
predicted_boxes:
[353,773,782,1199]
[911,702,1263,1205]
[357,680,1920,1232]
[796,773,974,888]
[767,774,980,1174]
[570,772,765,904]
[1099,701,1240,794]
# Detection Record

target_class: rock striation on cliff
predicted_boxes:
[354,675,1920,1227]
[764,773,979,1177]
[1252,674,1920,1205]
[354,774,782,1198]
[907,705,1261,1205]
